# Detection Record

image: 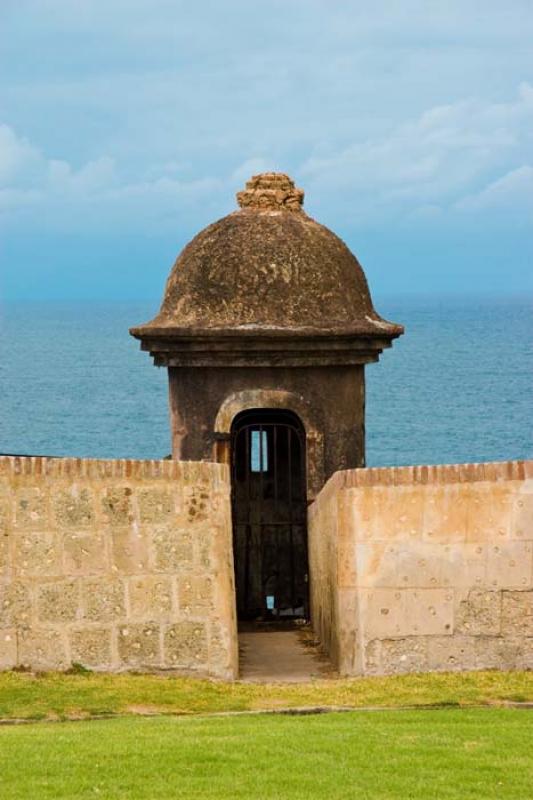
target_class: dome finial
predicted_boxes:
[236,172,304,211]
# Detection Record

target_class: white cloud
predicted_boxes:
[456,165,533,217]
[0,124,224,232]
[301,83,533,224]
[1,82,532,233]
[0,124,41,183]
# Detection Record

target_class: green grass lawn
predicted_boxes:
[1,709,532,799]
[0,669,532,720]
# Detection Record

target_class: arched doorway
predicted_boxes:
[231,409,308,622]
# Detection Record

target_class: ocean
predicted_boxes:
[1,296,531,467]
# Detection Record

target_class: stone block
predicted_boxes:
[0,530,9,579]
[516,637,533,670]
[208,622,236,678]
[0,581,31,626]
[118,623,162,667]
[13,532,61,577]
[83,578,126,622]
[70,627,113,668]
[352,486,424,541]
[19,628,68,670]
[455,590,501,636]
[14,488,47,529]
[37,581,79,623]
[183,485,211,524]
[0,629,17,669]
[501,590,533,636]
[0,490,9,534]
[355,542,450,589]
[474,636,523,671]
[101,487,134,526]
[423,485,469,543]
[427,635,477,671]
[164,621,208,668]
[362,588,453,638]
[111,528,149,574]
[365,637,428,675]
[486,542,532,589]
[178,575,214,616]
[152,527,193,571]
[129,577,173,620]
[446,544,487,588]
[513,492,533,539]
[63,531,107,576]
[466,484,513,542]
[195,526,219,568]
[139,489,173,524]
[53,488,94,528]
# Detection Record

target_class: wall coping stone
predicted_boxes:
[309,459,533,518]
[0,455,229,484]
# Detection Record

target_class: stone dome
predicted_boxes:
[131,173,403,339]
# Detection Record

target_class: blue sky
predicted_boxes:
[1,0,532,301]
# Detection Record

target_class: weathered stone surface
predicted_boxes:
[118,624,161,666]
[19,628,68,670]
[130,173,402,337]
[0,629,17,669]
[63,531,107,576]
[486,542,532,589]
[37,581,79,623]
[164,622,208,668]
[129,577,173,620]
[14,532,60,577]
[111,528,149,574]
[455,590,501,636]
[152,527,193,571]
[139,489,173,524]
[83,578,126,622]
[14,488,47,529]
[501,591,533,636]
[361,588,453,639]
[0,582,31,626]
[513,490,533,539]
[424,486,469,543]
[70,628,113,668]
[0,456,237,678]
[474,636,524,670]
[427,635,477,672]
[183,485,211,524]
[365,637,428,675]
[101,487,134,526]
[53,488,94,528]
[467,484,513,541]
[0,530,9,579]
[309,460,533,677]
[178,575,214,615]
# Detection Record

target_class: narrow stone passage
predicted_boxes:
[238,627,334,683]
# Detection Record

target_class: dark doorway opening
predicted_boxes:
[231,409,308,622]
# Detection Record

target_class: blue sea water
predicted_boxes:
[1,296,531,467]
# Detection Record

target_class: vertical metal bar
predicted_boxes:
[244,427,251,614]
[273,424,278,516]
[288,425,296,612]
[259,425,264,613]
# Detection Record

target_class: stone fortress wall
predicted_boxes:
[309,460,533,676]
[1,454,532,679]
[0,456,237,679]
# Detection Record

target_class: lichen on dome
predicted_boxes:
[130,173,403,340]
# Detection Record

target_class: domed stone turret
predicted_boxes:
[131,173,403,498]
[131,173,402,338]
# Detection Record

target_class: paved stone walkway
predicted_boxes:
[238,629,333,683]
